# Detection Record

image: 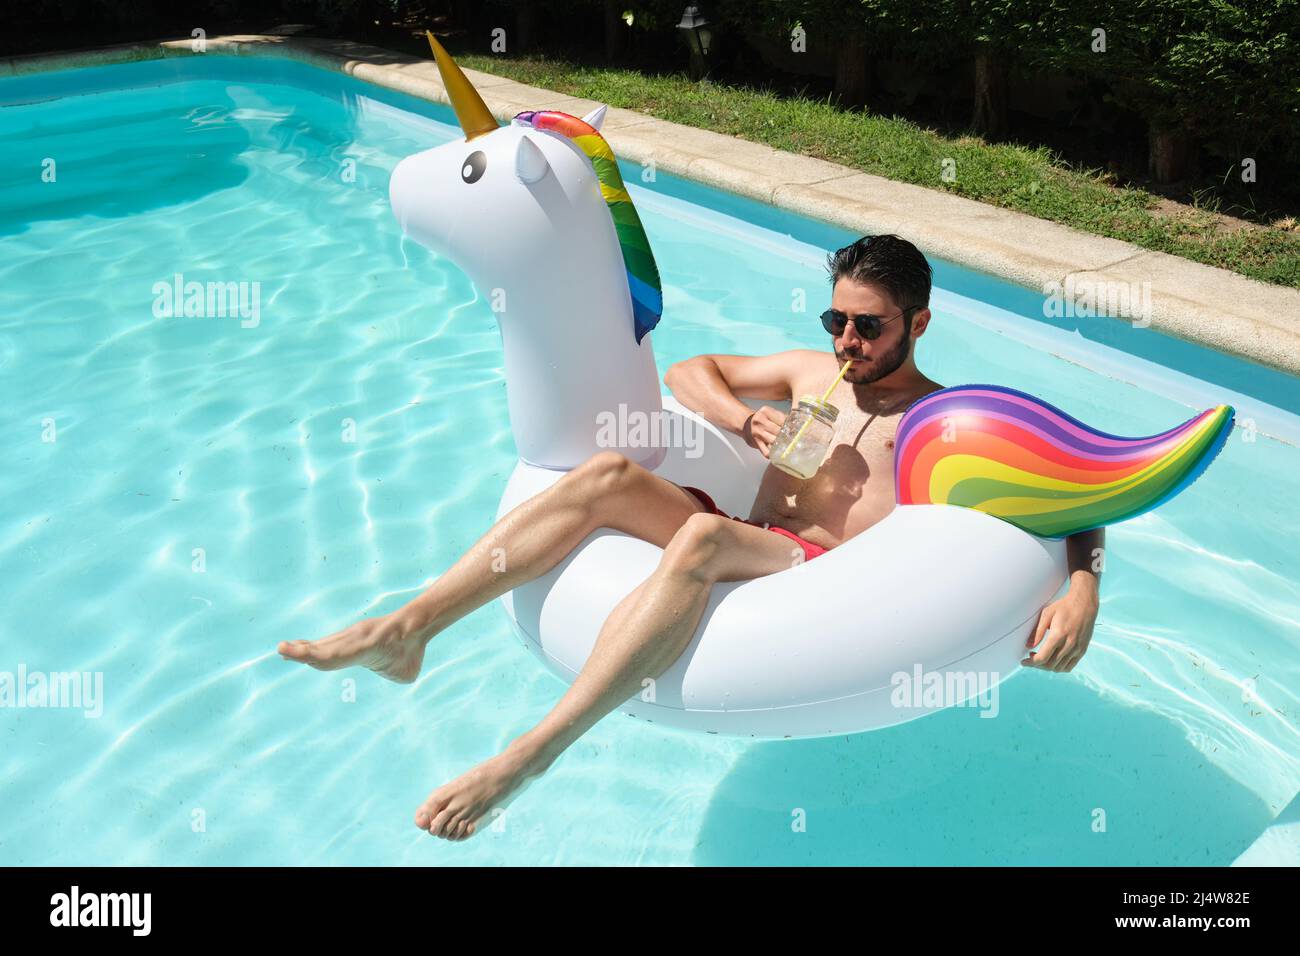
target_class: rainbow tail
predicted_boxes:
[893,385,1235,538]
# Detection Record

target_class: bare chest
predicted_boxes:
[750,404,905,538]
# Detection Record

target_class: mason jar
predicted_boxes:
[769,396,840,479]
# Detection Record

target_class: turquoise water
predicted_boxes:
[1,56,1297,866]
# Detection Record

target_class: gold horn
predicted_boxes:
[426,31,499,142]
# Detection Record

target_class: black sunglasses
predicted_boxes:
[820,305,921,341]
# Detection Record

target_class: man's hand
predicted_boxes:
[1023,571,1099,672]
[743,406,786,457]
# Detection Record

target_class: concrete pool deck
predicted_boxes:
[7,33,1300,377]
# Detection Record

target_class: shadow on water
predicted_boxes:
[0,52,463,240]
[691,676,1273,865]
[0,73,252,237]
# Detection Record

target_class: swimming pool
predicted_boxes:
[1,54,1296,865]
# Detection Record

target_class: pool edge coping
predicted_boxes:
[7,33,1300,378]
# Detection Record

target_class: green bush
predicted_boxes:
[1011,0,1300,161]
[726,0,1300,182]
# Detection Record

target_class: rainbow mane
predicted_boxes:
[514,110,663,344]
[894,384,1235,538]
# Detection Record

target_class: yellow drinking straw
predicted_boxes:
[779,359,853,462]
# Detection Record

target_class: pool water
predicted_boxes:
[1,56,1296,866]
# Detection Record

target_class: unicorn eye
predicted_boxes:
[461,151,487,184]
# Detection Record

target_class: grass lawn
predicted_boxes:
[458,53,1300,291]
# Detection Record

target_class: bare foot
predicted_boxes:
[415,745,545,841]
[278,611,433,684]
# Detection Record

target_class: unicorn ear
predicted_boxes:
[515,133,550,184]
[580,104,608,131]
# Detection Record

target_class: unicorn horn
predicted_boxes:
[426,31,499,141]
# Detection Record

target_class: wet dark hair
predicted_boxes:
[826,234,932,310]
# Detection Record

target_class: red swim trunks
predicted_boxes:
[678,485,829,563]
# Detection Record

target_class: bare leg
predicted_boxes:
[415,514,804,840]
[278,452,706,682]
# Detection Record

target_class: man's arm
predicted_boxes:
[664,351,812,455]
[1023,527,1104,672]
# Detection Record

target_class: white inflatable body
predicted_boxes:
[496,396,1067,737]
[390,42,1068,737]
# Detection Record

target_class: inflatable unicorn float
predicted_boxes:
[388,36,1234,737]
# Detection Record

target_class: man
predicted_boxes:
[279,234,1103,841]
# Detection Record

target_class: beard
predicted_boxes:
[837,322,912,384]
